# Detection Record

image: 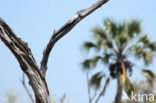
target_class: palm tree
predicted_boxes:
[123,70,156,103]
[81,18,156,103]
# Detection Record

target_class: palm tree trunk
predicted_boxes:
[114,58,127,103]
[114,77,122,103]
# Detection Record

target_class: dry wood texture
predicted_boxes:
[0,0,109,103]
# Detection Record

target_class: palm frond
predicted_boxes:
[82,56,102,69]
[132,48,153,65]
[142,69,155,89]
[138,34,150,44]
[101,53,114,64]
[90,72,106,89]
[128,20,141,37]
[144,42,156,51]
[116,22,129,47]
[91,56,102,68]
[83,41,97,51]
[143,51,153,65]
[106,40,113,48]
[130,35,156,65]
[104,18,118,39]
[93,26,107,40]
[100,40,114,51]
[119,36,129,47]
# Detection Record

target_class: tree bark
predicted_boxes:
[0,18,50,103]
[114,59,126,103]
[114,77,122,103]
[0,0,109,103]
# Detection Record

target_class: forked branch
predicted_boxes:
[0,18,50,103]
[95,78,110,103]
[40,0,109,76]
[0,18,38,72]
[0,0,109,103]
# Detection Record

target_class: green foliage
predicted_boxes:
[103,19,141,48]
[102,52,114,64]
[82,18,156,77]
[83,41,97,51]
[90,72,106,89]
[82,56,101,69]
[93,26,107,40]
[127,20,141,37]
[130,34,156,65]
[142,69,155,89]
[81,18,156,103]
[104,18,118,39]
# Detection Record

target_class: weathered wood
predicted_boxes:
[0,18,50,103]
[0,0,109,103]
[40,0,109,76]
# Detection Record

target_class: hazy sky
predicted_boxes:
[0,0,156,103]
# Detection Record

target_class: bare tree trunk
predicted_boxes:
[0,0,109,103]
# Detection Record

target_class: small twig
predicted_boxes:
[87,72,92,103]
[95,78,110,103]
[60,94,66,103]
[92,91,97,102]
[21,73,34,103]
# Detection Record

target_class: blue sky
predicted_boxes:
[0,0,156,103]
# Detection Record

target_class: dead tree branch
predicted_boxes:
[0,18,50,103]
[0,0,109,103]
[40,0,109,76]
